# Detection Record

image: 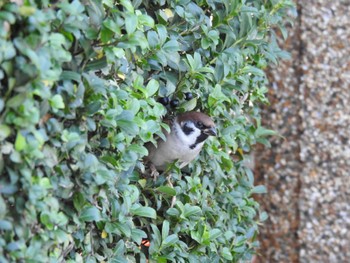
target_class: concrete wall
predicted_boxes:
[254,1,350,262]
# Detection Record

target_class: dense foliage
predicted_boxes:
[0,0,295,262]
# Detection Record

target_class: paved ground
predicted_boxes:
[254,1,350,262]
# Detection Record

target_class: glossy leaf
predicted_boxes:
[80,207,102,222]
[157,186,176,196]
[130,205,156,219]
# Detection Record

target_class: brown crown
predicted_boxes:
[177,111,215,127]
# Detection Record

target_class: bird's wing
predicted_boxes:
[143,115,173,161]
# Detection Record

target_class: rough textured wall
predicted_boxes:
[254,1,350,262]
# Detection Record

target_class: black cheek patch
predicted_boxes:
[189,132,209,149]
[182,123,194,135]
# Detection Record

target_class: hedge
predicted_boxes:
[0,0,295,262]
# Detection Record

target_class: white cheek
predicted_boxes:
[186,128,201,144]
[176,121,201,146]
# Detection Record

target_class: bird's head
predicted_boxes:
[176,111,216,149]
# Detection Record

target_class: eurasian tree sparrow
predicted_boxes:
[145,111,217,172]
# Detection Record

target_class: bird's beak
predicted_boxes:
[204,127,217,136]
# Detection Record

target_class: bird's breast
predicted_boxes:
[149,132,204,170]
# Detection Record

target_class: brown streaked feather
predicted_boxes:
[143,116,173,163]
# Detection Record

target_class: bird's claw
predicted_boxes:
[150,163,159,181]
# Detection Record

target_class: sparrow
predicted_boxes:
[145,111,217,172]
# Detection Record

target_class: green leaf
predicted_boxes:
[6,241,22,252]
[120,0,134,13]
[255,126,278,137]
[162,40,179,53]
[101,27,114,43]
[147,30,159,48]
[7,94,26,108]
[151,224,161,243]
[0,125,11,141]
[0,220,12,230]
[131,229,147,244]
[49,94,65,110]
[103,18,121,34]
[101,155,119,167]
[73,192,86,211]
[208,84,230,106]
[201,37,211,49]
[145,79,159,98]
[156,186,176,196]
[209,229,222,240]
[10,151,22,163]
[127,144,148,156]
[60,71,81,82]
[115,222,131,237]
[233,245,246,253]
[130,205,156,219]
[241,65,265,77]
[0,11,16,24]
[156,25,167,45]
[166,208,180,217]
[40,213,54,230]
[14,132,26,151]
[180,98,197,112]
[221,247,233,260]
[259,211,268,222]
[125,14,138,35]
[162,220,169,241]
[0,98,4,112]
[125,185,140,203]
[138,14,154,28]
[183,205,201,218]
[117,120,139,135]
[246,226,256,239]
[39,177,52,189]
[162,234,178,248]
[251,185,267,194]
[80,207,102,222]
[155,258,167,263]
[86,101,101,115]
[113,240,125,256]
[84,57,107,71]
[190,229,202,244]
[0,195,6,217]
[185,53,200,70]
[19,6,36,16]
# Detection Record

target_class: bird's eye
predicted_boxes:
[196,121,204,128]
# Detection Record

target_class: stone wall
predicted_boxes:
[254,1,350,262]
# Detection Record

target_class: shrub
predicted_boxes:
[0,0,295,262]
